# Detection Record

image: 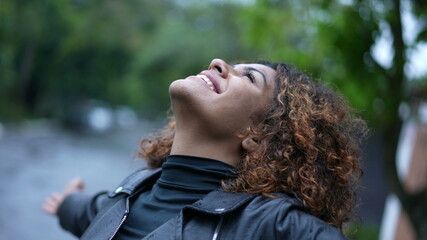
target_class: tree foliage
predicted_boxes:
[0,0,254,120]
[238,0,427,126]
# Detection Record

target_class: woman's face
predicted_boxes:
[169,59,277,138]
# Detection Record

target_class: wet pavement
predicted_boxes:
[0,119,162,240]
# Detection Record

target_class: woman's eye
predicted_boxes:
[244,71,255,83]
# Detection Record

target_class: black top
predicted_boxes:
[114,155,235,240]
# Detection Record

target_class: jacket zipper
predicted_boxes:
[212,215,224,240]
[108,197,130,240]
[108,213,128,240]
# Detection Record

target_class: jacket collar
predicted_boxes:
[108,168,161,197]
[108,168,258,213]
[184,189,304,215]
[109,168,302,214]
[184,189,258,215]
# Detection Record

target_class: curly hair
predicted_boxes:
[139,62,367,229]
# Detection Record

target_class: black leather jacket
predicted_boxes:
[58,168,348,240]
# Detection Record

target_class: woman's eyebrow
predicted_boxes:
[244,67,267,86]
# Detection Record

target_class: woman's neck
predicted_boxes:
[170,130,242,167]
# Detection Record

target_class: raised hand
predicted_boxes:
[42,176,85,216]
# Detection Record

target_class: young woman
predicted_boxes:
[43,59,366,239]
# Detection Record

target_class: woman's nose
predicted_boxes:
[209,59,230,78]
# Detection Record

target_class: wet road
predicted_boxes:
[0,120,161,240]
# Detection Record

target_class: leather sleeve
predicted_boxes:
[275,206,349,240]
[57,191,109,237]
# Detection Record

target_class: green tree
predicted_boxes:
[0,0,255,120]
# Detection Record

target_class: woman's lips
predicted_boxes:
[199,70,221,94]
[196,74,219,93]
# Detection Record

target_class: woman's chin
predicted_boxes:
[170,79,202,100]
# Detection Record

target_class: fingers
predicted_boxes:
[42,176,85,216]
[63,176,85,195]
[42,198,56,215]
[42,192,64,216]
[72,176,85,190]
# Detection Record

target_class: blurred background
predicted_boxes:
[0,0,426,239]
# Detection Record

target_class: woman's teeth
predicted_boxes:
[197,74,217,92]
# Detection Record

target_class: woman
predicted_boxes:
[43,59,366,239]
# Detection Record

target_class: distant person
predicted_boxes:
[43,59,366,239]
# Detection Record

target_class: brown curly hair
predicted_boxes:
[139,62,367,229]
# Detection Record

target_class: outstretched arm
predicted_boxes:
[43,176,112,237]
[43,176,85,216]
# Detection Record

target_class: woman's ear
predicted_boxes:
[242,138,257,151]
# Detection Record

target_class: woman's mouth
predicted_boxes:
[197,74,218,93]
